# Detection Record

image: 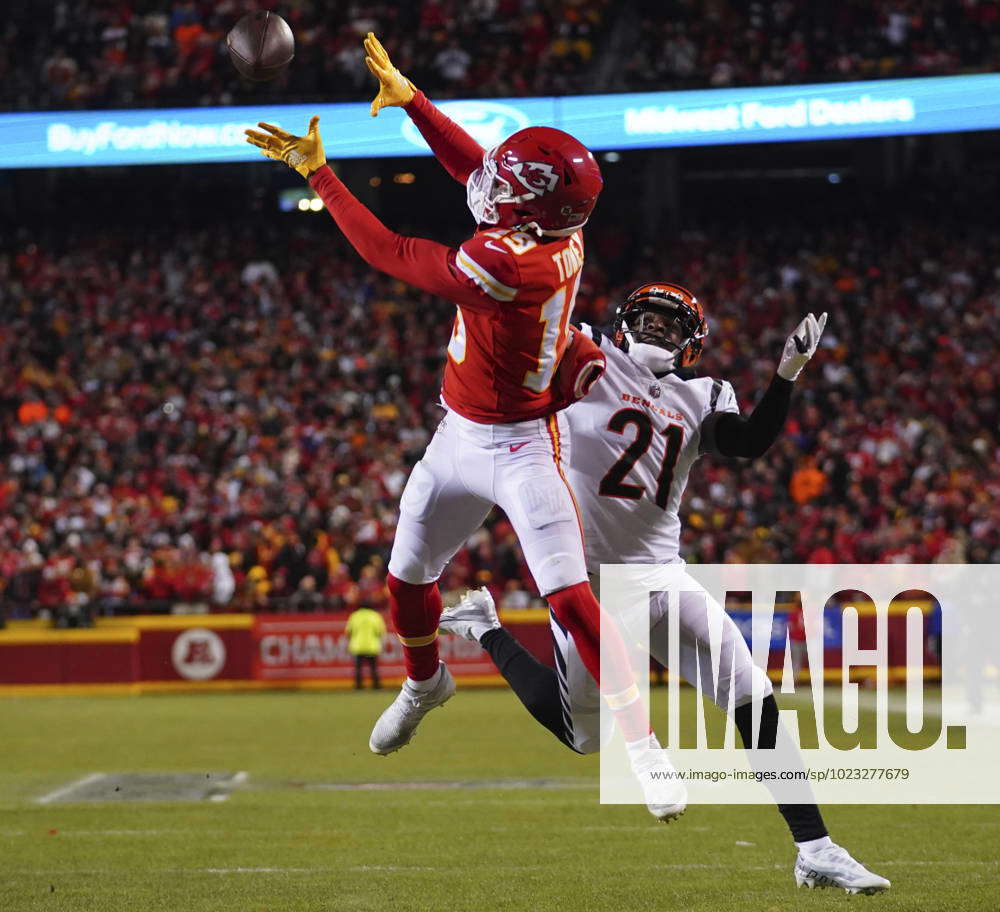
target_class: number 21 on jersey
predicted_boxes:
[599,408,684,510]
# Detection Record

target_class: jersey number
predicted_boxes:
[454,230,580,391]
[480,230,580,393]
[598,408,683,510]
[448,308,467,363]
[523,272,580,392]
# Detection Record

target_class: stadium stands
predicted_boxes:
[622,0,1000,91]
[4,0,998,111]
[6,0,610,111]
[2,209,997,620]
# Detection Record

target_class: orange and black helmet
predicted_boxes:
[613,282,709,368]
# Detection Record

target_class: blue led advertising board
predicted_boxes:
[2,74,998,169]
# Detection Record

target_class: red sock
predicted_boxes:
[387,573,442,682]
[548,581,649,742]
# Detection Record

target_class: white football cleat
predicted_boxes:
[794,843,891,894]
[368,662,456,755]
[628,732,688,823]
[437,587,501,643]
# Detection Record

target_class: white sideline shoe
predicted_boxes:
[368,662,456,755]
[794,843,891,894]
[629,733,688,823]
[438,587,501,642]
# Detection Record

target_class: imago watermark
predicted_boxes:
[598,564,999,804]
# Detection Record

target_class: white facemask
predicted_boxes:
[627,339,677,373]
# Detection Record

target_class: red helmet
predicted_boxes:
[613,282,709,368]
[466,126,603,236]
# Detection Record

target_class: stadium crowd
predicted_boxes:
[4,0,998,111]
[6,0,609,111]
[1,206,997,621]
[623,0,1000,90]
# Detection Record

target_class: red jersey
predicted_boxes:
[443,226,584,422]
[309,91,586,424]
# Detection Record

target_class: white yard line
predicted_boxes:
[34,771,248,805]
[308,778,594,791]
[199,867,316,874]
[52,830,188,837]
[35,772,106,805]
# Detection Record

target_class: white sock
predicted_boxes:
[625,734,654,759]
[407,665,441,692]
[796,836,833,854]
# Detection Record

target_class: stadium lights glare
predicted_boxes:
[297,198,310,211]
[369,176,382,187]
[309,197,324,211]
[603,151,621,162]
[393,172,416,184]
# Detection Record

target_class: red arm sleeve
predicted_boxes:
[402,90,484,184]
[308,165,498,311]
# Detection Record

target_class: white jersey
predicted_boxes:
[565,325,739,569]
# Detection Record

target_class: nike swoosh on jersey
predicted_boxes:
[509,441,530,452]
[484,241,505,253]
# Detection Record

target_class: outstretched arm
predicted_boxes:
[245,117,496,308]
[701,375,793,459]
[364,33,484,184]
[309,165,473,300]
[402,91,484,184]
[700,312,827,459]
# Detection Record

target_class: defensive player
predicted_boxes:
[245,34,664,793]
[440,285,890,894]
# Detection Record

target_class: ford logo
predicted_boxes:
[402,101,531,151]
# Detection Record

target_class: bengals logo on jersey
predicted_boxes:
[510,161,559,195]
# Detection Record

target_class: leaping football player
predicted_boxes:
[440,286,891,894]
[245,34,680,811]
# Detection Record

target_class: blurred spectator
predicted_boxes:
[790,456,827,505]
[346,604,387,689]
[499,580,533,612]
[211,549,236,608]
[787,596,807,680]
[289,575,324,613]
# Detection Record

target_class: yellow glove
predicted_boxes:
[364,32,415,117]
[244,115,326,179]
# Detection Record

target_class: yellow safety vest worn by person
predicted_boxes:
[346,607,386,657]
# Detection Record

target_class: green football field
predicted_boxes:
[2,688,997,912]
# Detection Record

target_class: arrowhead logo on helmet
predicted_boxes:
[465,125,603,236]
[510,161,559,195]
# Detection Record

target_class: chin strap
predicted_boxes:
[625,337,677,373]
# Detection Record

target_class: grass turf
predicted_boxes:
[1,688,997,911]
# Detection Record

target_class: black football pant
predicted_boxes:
[354,654,381,690]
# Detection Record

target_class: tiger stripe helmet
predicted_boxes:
[613,282,709,368]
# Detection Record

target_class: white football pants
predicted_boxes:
[552,569,773,754]
[388,408,589,596]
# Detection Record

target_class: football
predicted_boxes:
[227,11,295,82]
